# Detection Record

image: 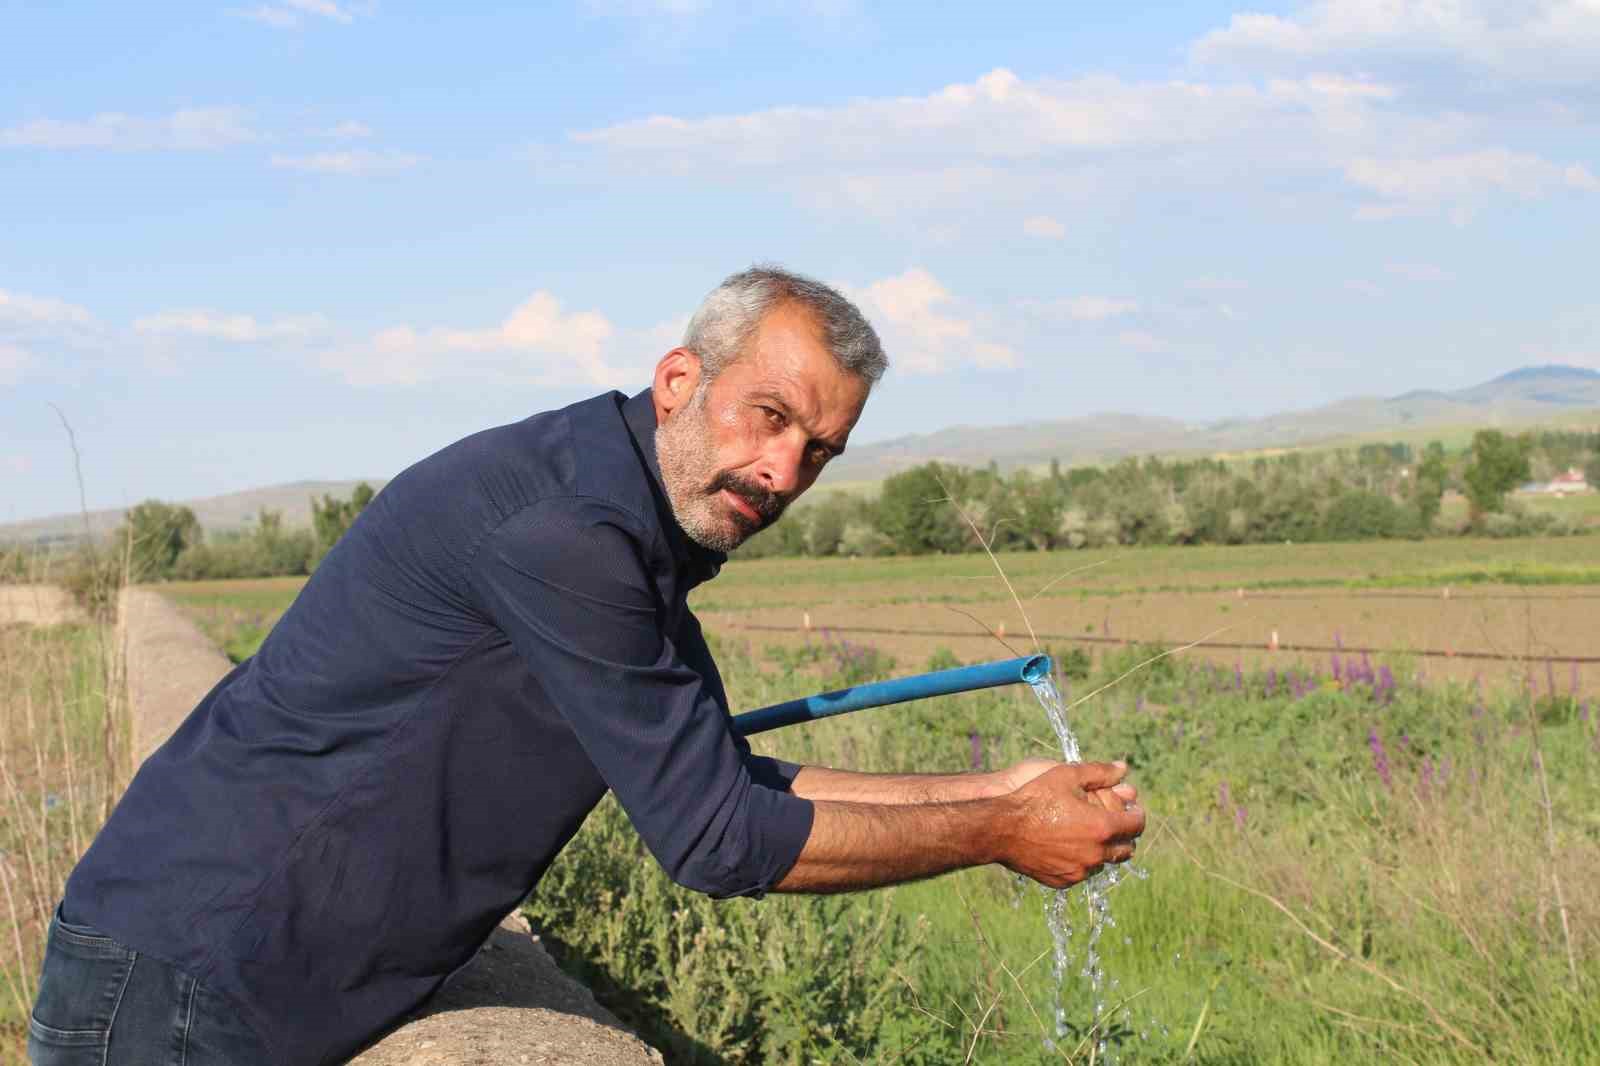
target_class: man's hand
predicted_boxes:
[1001,758,1139,814]
[994,762,1145,889]
[774,759,1145,893]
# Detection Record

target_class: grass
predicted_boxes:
[531,640,1600,1063]
[0,584,125,1062]
[158,575,304,662]
[163,541,1600,1063]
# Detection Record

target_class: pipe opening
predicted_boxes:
[1021,654,1053,685]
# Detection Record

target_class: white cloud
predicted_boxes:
[320,120,374,139]
[585,0,714,14]
[1023,215,1067,239]
[0,342,35,385]
[320,292,640,388]
[1385,263,1453,283]
[231,0,366,28]
[1345,279,1382,296]
[1,454,30,476]
[848,268,1015,374]
[574,68,1368,163]
[1192,0,1600,83]
[1118,330,1174,354]
[568,67,1506,223]
[285,0,355,20]
[270,149,421,174]
[1187,276,1250,291]
[0,108,256,151]
[232,5,300,26]
[1346,149,1599,220]
[133,309,330,342]
[1023,296,1140,322]
[0,290,94,326]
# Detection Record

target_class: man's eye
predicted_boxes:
[761,406,786,428]
[808,445,832,466]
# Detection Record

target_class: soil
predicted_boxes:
[116,587,664,1065]
[701,584,1600,695]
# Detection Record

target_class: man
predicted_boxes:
[32,266,1143,1065]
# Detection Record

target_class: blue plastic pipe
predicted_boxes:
[731,654,1053,737]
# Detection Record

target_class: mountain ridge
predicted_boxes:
[4,365,1597,545]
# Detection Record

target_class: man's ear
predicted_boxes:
[652,347,704,423]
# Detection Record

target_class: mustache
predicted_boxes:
[708,471,788,527]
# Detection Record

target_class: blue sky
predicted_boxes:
[4,1,1598,522]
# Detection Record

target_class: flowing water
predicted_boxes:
[1028,671,1144,1060]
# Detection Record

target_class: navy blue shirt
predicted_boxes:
[66,390,816,1065]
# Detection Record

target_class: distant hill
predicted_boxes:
[5,365,1597,547]
[1,480,386,549]
[821,364,1600,485]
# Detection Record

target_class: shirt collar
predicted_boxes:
[621,388,727,582]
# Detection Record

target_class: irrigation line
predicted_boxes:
[724,622,1600,664]
[1226,590,1600,602]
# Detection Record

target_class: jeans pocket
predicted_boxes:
[28,910,136,1058]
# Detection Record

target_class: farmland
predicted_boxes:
[152,535,1600,1062]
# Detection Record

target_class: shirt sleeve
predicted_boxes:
[672,608,805,793]
[466,498,814,898]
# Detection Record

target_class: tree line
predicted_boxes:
[735,429,1600,559]
[51,427,1600,584]
[120,483,376,582]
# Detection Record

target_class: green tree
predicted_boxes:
[311,482,377,561]
[1462,430,1531,519]
[1322,490,1407,541]
[123,500,201,580]
[873,464,967,554]
[1412,441,1448,530]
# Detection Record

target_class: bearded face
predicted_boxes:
[656,381,790,552]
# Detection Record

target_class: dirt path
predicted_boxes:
[119,587,234,764]
[117,586,662,1065]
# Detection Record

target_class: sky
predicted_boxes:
[3,1,1599,522]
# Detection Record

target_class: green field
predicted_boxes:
[159,538,1600,1064]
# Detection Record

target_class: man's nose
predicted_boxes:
[757,435,805,496]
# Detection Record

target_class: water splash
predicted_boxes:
[1029,670,1135,1060]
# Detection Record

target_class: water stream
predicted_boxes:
[1028,672,1141,1060]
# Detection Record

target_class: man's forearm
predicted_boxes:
[771,762,1147,895]
[787,765,1008,805]
[771,797,1004,893]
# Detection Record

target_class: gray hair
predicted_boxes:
[683,264,887,386]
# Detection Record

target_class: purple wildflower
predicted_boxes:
[969,732,982,772]
[1234,663,1244,691]
[1368,728,1392,788]
[1234,805,1248,831]
[1332,654,1343,683]
[1218,781,1232,812]
[1266,668,1278,697]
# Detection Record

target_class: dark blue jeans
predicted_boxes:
[29,907,273,1066]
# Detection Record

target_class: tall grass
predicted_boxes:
[0,553,127,1063]
[164,567,1600,1062]
[525,634,1600,1063]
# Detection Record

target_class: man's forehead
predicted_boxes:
[731,306,867,421]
